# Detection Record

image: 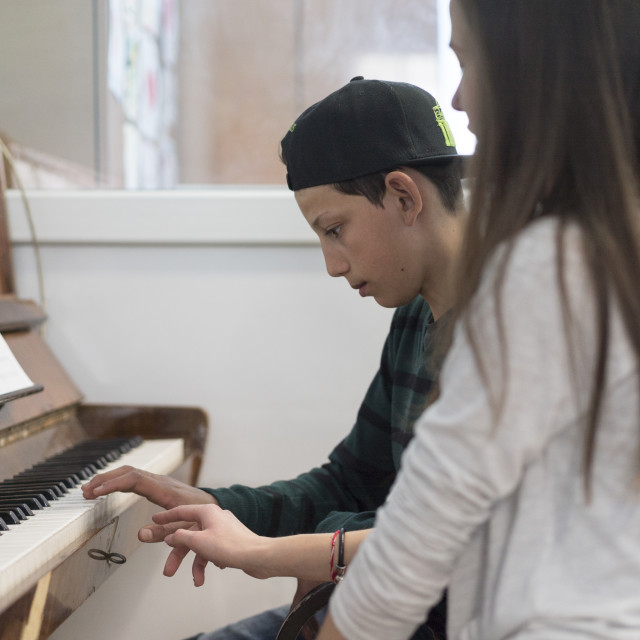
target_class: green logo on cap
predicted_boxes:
[433,103,455,147]
[289,122,297,133]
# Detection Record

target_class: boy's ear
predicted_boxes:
[384,171,423,226]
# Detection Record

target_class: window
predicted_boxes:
[0,0,473,189]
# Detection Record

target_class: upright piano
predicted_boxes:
[0,192,208,639]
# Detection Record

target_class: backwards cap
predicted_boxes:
[281,76,460,191]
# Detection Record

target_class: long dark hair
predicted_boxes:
[453,0,640,486]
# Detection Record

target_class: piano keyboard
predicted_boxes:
[0,437,184,608]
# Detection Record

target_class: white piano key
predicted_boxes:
[0,438,184,608]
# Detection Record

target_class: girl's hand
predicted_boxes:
[154,503,268,586]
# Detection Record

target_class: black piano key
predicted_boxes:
[15,465,94,481]
[0,476,68,486]
[33,456,109,470]
[0,497,41,511]
[59,473,83,487]
[0,489,50,504]
[0,482,67,497]
[0,487,59,503]
[0,499,34,513]
[0,487,57,502]
[0,506,28,521]
[0,511,20,525]
[2,480,73,493]
[23,496,47,509]
[0,517,8,531]
[0,493,49,508]
[0,481,64,494]
[0,491,56,505]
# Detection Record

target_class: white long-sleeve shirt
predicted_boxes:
[330,218,640,639]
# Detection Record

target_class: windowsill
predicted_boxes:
[5,188,318,246]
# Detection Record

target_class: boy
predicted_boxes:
[83,77,466,640]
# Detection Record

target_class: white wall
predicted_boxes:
[8,190,394,639]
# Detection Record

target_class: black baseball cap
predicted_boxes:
[281,76,461,191]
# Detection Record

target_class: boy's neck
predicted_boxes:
[422,208,466,321]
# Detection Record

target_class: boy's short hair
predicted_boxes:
[333,161,463,212]
[280,77,463,192]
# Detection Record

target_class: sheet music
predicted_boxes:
[0,332,36,396]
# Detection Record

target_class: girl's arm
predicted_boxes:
[153,503,370,585]
[317,612,348,640]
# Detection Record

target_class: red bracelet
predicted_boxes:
[329,529,340,581]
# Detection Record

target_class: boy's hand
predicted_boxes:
[81,466,218,542]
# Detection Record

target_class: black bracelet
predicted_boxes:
[335,527,346,583]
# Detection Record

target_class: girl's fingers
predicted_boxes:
[139,520,193,542]
[153,503,219,526]
[163,543,191,577]
[192,554,209,586]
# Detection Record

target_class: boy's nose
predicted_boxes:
[323,251,349,278]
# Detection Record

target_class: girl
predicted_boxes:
[315,1,640,638]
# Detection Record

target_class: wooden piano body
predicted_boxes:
[0,295,208,639]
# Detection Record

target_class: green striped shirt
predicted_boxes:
[205,296,440,537]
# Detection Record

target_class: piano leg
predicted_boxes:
[14,572,50,640]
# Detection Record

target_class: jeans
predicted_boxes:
[184,603,439,640]
[183,604,296,640]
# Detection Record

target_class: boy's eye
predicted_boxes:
[326,225,342,238]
